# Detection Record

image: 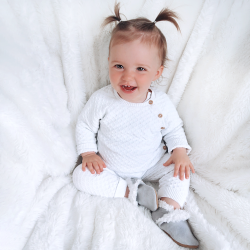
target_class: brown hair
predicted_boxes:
[102,2,180,67]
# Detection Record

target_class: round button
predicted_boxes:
[149,100,153,104]
[163,146,167,150]
[158,114,163,118]
[161,127,165,129]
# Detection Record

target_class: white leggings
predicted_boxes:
[73,153,190,207]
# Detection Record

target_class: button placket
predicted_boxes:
[157,113,165,131]
[148,99,165,131]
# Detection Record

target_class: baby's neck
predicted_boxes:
[118,89,150,103]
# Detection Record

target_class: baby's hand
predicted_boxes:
[81,152,107,174]
[163,148,195,181]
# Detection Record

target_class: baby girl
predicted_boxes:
[73,3,199,249]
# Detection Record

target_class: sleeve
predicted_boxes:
[162,96,192,155]
[75,91,105,156]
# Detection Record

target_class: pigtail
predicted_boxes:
[102,2,122,27]
[154,8,180,32]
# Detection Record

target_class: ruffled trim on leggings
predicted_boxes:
[126,178,144,206]
[156,200,190,226]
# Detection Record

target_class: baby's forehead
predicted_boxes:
[110,30,160,48]
[109,39,162,66]
[109,38,161,64]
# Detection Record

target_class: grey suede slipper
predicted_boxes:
[126,178,158,211]
[137,182,158,211]
[152,203,199,249]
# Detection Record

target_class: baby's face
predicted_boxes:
[108,39,164,103]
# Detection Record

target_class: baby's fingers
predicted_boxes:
[173,164,180,178]
[102,162,107,168]
[97,162,105,172]
[93,162,101,174]
[185,167,190,179]
[98,163,103,172]
[82,162,86,171]
[163,157,173,166]
[190,163,195,174]
[87,163,95,174]
[179,165,185,181]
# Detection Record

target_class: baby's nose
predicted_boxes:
[122,69,134,81]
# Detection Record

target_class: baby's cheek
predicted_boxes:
[137,74,152,86]
[109,69,120,83]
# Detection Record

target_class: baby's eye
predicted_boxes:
[137,67,146,71]
[115,64,123,69]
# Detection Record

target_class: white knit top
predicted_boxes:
[76,85,192,178]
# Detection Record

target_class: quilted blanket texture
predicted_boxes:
[0,0,249,249]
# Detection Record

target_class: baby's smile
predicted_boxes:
[121,85,137,92]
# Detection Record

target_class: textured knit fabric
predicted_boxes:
[76,84,192,178]
[142,152,190,207]
[73,153,189,207]
[73,165,128,198]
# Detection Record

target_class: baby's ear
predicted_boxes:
[153,66,164,81]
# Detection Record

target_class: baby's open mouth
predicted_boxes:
[122,85,137,91]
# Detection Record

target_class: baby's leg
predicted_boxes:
[72,164,127,198]
[143,153,198,248]
[158,169,190,208]
[73,165,158,210]
[142,153,190,208]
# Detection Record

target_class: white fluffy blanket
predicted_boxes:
[0,0,250,249]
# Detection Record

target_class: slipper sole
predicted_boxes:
[164,231,199,249]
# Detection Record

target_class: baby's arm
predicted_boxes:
[162,96,194,180]
[76,91,106,174]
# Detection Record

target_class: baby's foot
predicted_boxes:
[126,179,158,211]
[151,201,199,249]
